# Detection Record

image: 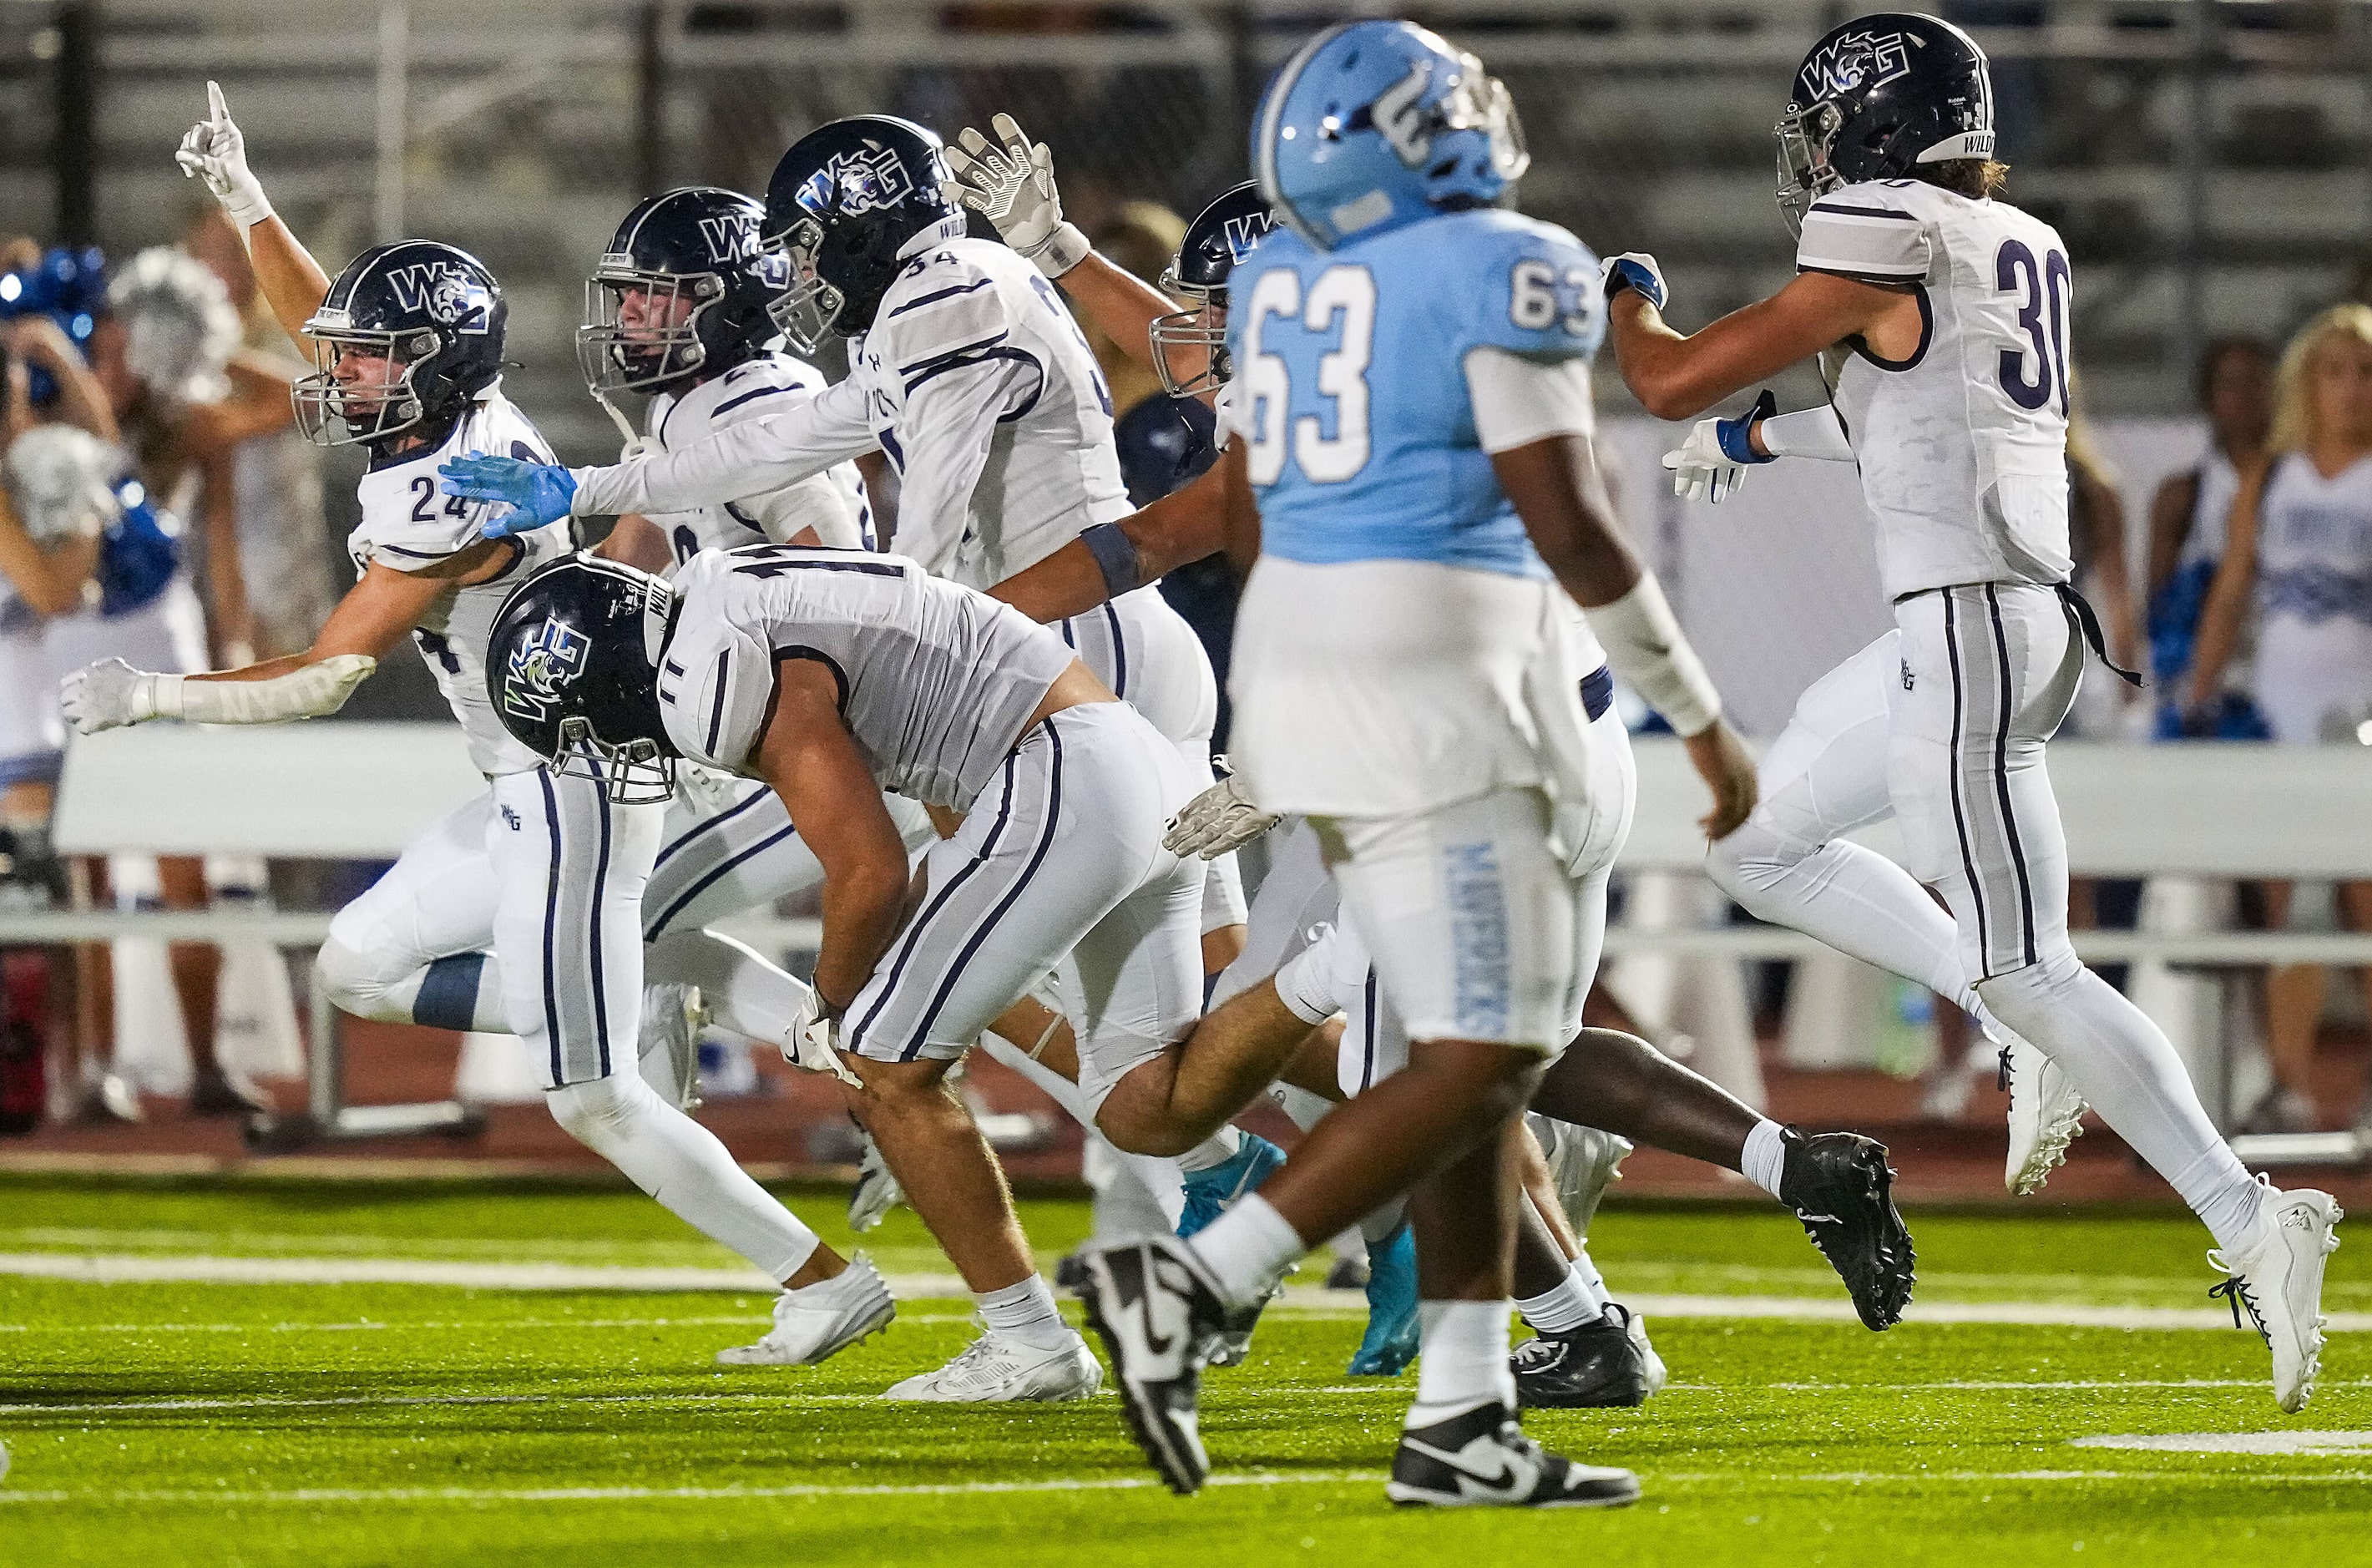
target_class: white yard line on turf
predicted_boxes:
[0,1313,989,1337]
[4,1252,2361,1332]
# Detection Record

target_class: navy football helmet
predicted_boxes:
[579,187,791,397]
[1776,13,1995,233]
[293,240,508,448]
[1151,182,1277,398]
[486,554,677,803]
[761,114,966,352]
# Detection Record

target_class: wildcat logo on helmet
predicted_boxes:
[1798,28,1915,102]
[502,615,588,721]
[1221,211,1275,262]
[807,144,917,217]
[386,263,494,334]
[696,213,762,266]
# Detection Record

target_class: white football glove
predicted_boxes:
[1600,251,1668,313]
[1162,761,1281,860]
[939,113,1090,278]
[174,81,273,231]
[59,658,161,736]
[783,987,862,1087]
[1662,417,1750,504]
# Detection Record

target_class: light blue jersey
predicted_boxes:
[1226,206,1603,579]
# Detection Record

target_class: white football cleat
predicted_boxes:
[716,1255,895,1367]
[1626,1309,1668,1399]
[1529,1114,1631,1237]
[640,983,708,1112]
[2000,1035,2085,1196]
[2209,1180,2342,1414]
[881,1329,1102,1403]
[847,1131,904,1233]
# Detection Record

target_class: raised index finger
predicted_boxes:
[207,79,230,125]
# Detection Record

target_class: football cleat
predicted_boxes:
[716,1255,894,1366]
[879,1328,1101,1403]
[2001,1035,2086,1195]
[1176,1132,1288,1238]
[1529,1115,1631,1237]
[640,983,707,1111]
[1779,1127,1916,1330]
[1076,1235,1247,1494]
[1629,1308,1669,1398]
[1386,1401,1640,1510]
[2208,1179,2341,1414]
[1347,1222,1419,1377]
[847,1127,904,1232]
[1201,1274,1281,1370]
[1512,1303,1655,1409]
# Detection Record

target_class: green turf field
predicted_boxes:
[3,1174,2369,1565]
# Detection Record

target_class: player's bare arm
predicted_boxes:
[2182,455,2269,715]
[754,660,917,1014]
[1607,267,1922,422]
[990,456,1233,624]
[0,487,99,618]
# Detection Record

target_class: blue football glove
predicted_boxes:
[1715,388,1780,467]
[437,453,577,539]
[1601,250,1667,312]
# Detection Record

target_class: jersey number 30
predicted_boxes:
[1995,239,2071,417]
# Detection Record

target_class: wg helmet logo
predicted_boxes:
[696,213,761,265]
[809,144,916,216]
[502,615,588,721]
[1221,211,1276,263]
[1799,28,1915,101]
[385,263,493,335]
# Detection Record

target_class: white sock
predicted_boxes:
[1740,1117,1789,1200]
[1979,951,2266,1252]
[975,1276,1070,1350]
[1188,1192,1304,1310]
[1271,1082,1334,1131]
[645,929,814,1047]
[544,1074,819,1281]
[1176,1126,1242,1174]
[1410,1300,1516,1423]
[1570,1242,1609,1303]
[1357,1197,1409,1246]
[1515,1261,1606,1333]
[1272,929,1349,1024]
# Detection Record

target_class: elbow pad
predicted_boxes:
[150,655,376,725]
[1589,576,1722,738]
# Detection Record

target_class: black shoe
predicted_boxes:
[1779,1127,1916,1330]
[1075,1235,1242,1495]
[187,1066,273,1119]
[1512,1304,1649,1409]
[1054,1252,1090,1293]
[1386,1401,1640,1509]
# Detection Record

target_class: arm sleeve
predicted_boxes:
[1462,347,1596,454]
[707,369,867,547]
[1795,194,1933,281]
[872,279,1042,575]
[1759,403,1855,462]
[571,373,876,518]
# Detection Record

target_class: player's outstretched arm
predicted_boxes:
[754,662,913,1016]
[989,456,1234,624]
[440,377,876,538]
[1605,256,1919,423]
[178,81,329,347]
[1494,431,1757,838]
[58,550,488,735]
[2182,458,2268,722]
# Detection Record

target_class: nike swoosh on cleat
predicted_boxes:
[1401,1439,1516,1490]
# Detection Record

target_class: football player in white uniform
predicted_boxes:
[484,549,1338,1402]
[1614,14,2339,1414]
[59,86,888,1371]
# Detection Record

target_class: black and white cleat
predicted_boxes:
[1386,1401,1640,1510]
[1511,1303,1656,1409]
[1779,1127,1917,1330]
[1075,1235,1245,1495]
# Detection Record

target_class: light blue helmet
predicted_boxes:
[1252,19,1530,251]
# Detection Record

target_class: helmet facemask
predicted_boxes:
[1437,54,1530,186]
[292,315,443,447]
[765,215,842,355]
[578,260,724,397]
[1774,99,1846,236]
[551,717,676,806]
[1151,279,1230,398]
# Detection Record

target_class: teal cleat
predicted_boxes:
[1176,1132,1288,1238]
[1347,1222,1419,1376]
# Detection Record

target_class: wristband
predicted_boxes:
[1715,389,1778,465]
[1590,574,1722,738]
[1078,521,1145,599]
[1023,220,1092,279]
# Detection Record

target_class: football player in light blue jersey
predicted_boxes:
[1074,18,1758,1509]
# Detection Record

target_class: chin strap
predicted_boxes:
[596,393,659,461]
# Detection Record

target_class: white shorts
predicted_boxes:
[1060,584,1245,934]
[326,766,664,1090]
[1322,784,1593,1051]
[8,579,208,787]
[642,770,935,942]
[2253,617,2372,745]
[0,622,59,785]
[838,701,1206,1118]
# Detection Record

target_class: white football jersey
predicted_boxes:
[347,386,573,776]
[572,235,1130,593]
[640,352,870,577]
[657,544,1077,810]
[1797,180,2075,601]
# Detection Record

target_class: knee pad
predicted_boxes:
[1972,943,2085,1019]
[1703,817,1800,906]
[545,1071,665,1154]
[314,937,401,1020]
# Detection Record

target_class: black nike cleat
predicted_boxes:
[1779,1127,1916,1330]
[1075,1235,1247,1495]
[1386,1401,1641,1509]
[1512,1303,1652,1409]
